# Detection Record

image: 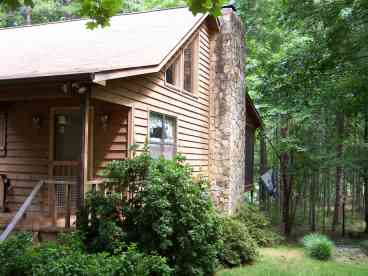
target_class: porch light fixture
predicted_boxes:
[61,83,71,94]
[56,115,68,134]
[32,115,42,129]
[71,82,88,94]
[100,114,110,131]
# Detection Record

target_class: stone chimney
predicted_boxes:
[209,3,246,214]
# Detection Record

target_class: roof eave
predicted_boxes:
[93,65,159,82]
[246,94,263,129]
[0,73,94,87]
[92,13,214,83]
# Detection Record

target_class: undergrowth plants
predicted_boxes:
[0,151,275,275]
[302,233,334,260]
[79,153,222,276]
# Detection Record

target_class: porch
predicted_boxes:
[0,81,131,236]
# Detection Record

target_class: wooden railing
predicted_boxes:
[46,179,78,229]
[86,178,143,201]
[52,161,80,178]
[0,180,44,241]
[49,161,80,228]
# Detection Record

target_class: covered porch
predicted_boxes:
[0,78,131,235]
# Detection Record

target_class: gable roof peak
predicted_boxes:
[0,7,213,83]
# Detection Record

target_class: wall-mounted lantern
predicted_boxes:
[100,114,110,131]
[56,115,68,134]
[32,115,42,129]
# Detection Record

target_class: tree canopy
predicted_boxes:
[238,0,368,235]
[0,0,225,28]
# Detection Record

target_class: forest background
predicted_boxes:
[1,0,367,237]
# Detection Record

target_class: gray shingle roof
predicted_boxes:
[0,8,207,81]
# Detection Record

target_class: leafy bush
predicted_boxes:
[0,233,172,276]
[302,233,334,260]
[218,217,259,267]
[80,192,126,254]
[80,153,222,276]
[32,244,172,276]
[0,232,33,275]
[361,240,368,254]
[235,203,282,246]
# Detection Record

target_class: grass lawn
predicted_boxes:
[218,246,368,276]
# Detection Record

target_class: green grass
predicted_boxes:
[218,246,368,276]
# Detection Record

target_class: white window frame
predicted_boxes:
[148,111,177,159]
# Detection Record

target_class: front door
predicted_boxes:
[50,108,82,209]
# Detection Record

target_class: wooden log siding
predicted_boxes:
[92,24,212,174]
[93,100,129,175]
[0,101,50,212]
[0,97,131,214]
[0,112,7,157]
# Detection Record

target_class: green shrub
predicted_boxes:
[0,233,172,276]
[80,153,222,276]
[80,192,126,254]
[235,203,282,246]
[361,240,368,254]
[218,217,259,267]
[302,233,334,260]
[0,232,33,275]
[32,244,172,276]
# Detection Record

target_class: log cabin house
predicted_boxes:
[0,5,261,237]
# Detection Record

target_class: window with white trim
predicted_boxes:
[149,112,177,159]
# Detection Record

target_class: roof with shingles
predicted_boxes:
[0,8,209,81]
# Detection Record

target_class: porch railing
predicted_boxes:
[46,179,78,229]
[0,180,45,241]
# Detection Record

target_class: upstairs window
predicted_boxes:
[183,44,194,92]
[165,57,180,87]
[165,36,198,95]
[149,112,177,159]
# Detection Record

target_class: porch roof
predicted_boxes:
[0,7,214,83]
[246,94,262,129]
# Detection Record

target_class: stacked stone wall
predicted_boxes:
[209,8,246,214]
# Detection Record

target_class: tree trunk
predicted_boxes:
[280,116,292,236]
[310,173,317,232]
[364,114,368,233]
[25,7,32,25]
[332,112,344,232]
[322,170,327,232]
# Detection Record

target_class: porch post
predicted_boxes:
[78,85,91,209]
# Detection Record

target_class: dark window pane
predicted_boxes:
[166,66,174,84]
[149,112,163,143]
[165,57,179,86]
[183,46,193,92]
[54,111,81,161]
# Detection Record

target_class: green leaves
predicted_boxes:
[0,0,227,28]
[82,153,222,275]
[302,233,334,260]
[1,0,34,10]
[77,0,123,29]
[186,0,225,16]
